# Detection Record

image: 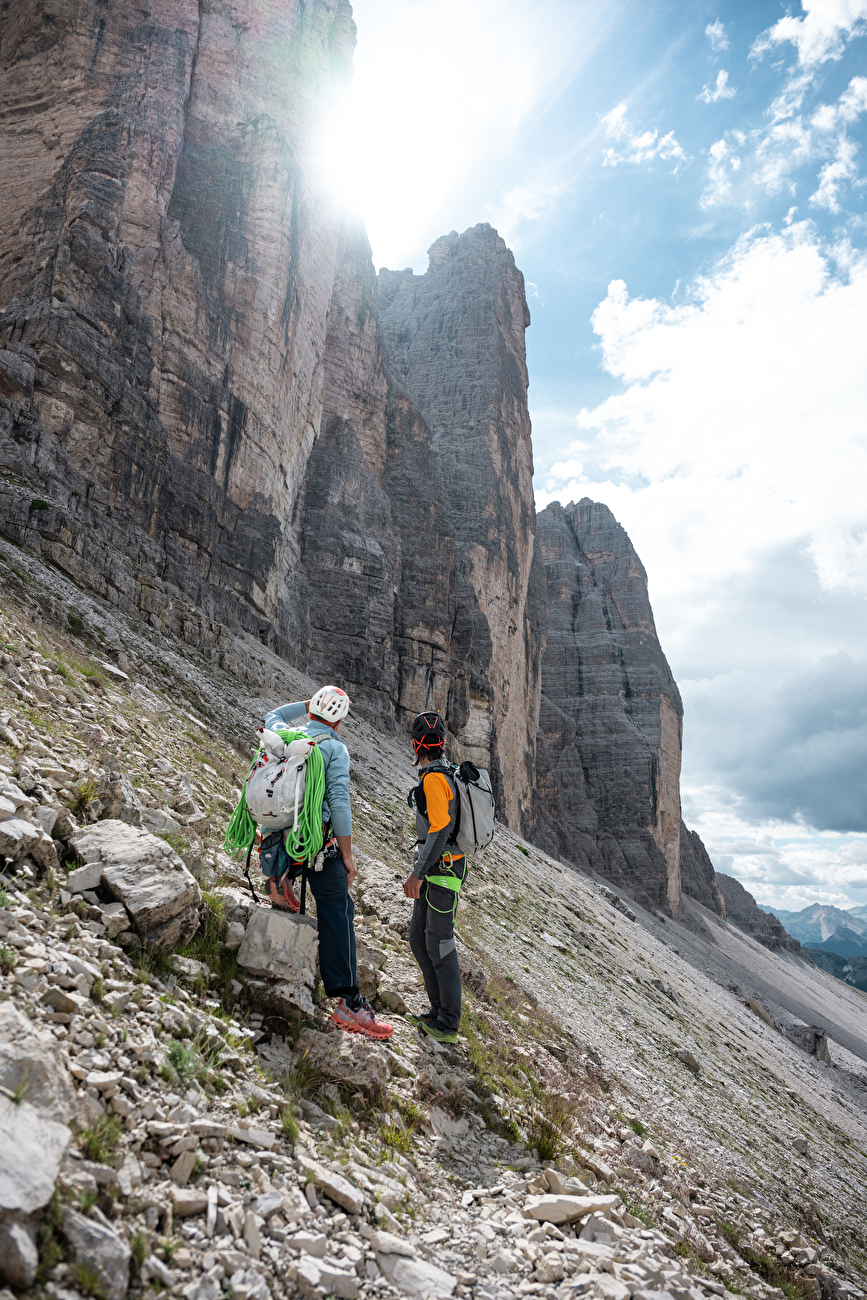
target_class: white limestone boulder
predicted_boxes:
[71,820,201,952]
[0,1003,77,1123]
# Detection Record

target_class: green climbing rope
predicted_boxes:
[222,729,326,861]
[275,728,325,861]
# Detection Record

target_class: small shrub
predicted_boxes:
[91,976,105,1002]
[0,944,17,975]
[526,1089,571,1162]
[69,776,99,818]
[131,1230,149,1272]
[280,1104,299,1144]
[67,612,86,638]
[79,1113,122,1166]
[73,1258,105,1297]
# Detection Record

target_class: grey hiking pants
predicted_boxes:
[409,878,463,1031]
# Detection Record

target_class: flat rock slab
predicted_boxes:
[71,820,201,952]
[296,1156,365,1216]
[0,1095,71,1216]
[524,1193,621,1224]
[376,1251,456,1298]
[0,1002,77,1123]
[294,1027,387,1097]
[237,908,318,986]
[62,1207,131,1300]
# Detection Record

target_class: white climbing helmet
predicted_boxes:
[309,685,351,724]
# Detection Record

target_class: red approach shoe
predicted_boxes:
[331,997,393,1040]
[268,877,300,913]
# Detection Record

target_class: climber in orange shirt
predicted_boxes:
[403,711,466,1045]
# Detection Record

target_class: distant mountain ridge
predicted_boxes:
[760,902,867,957]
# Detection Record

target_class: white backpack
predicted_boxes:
[244,730,316,831]
[450,761,496,856]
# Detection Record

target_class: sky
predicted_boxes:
[331,0,867,915]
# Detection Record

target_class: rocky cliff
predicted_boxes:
[0,3,542,828]
[376,229,547,827]
[532,500,687,914]
[716,873,801,953]
[0,0,357,662]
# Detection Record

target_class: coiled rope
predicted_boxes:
[222,729,326,861]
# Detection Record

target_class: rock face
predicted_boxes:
[532,500,686,914]
[0,4,542,831]
[716,874,801,952]
[376,226,547,825]
[0,0,356,666]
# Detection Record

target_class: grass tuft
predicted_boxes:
[79,1113,122,1166]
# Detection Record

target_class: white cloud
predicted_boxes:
[699,70,736,103]
[700,138,742,207]
[600,103,690,168]
[561,226,867,600]
[752,0,867,68]
[706,19,729,52]
[810,133,861,210]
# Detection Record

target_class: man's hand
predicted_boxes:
[403,873,422,899]
[336,835,356,887]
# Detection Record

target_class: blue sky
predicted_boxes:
[337,0,867,913]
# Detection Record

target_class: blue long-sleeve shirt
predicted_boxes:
[263,702,352,837]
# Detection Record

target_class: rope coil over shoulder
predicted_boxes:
[223,728,326,862]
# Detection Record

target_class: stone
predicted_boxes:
[67,862,104,893]
[98,770,142,827]
[41,987,86,1015]
[793,1136,809,1155]
[295,1156,365,1215]
[170,1149,199,1185]
[294,1027,387,1098]
[172,1187,209,1217]
[369,1231,415,1257]
[0,1218,38,1289]
[524,1194,621,1225]
[0,1003,77,1122]
[747,1000,776,1030]
[141,808,183,837]
[85,1071,124,1092]
[288,1231,328,1257]
[0,818,40,861]
[71,821,201,952]
[0,1095,71,1217]
[33,805,58,836]
[224,921,245,950]
[376,1250,456,1298]
[676,1049,701,1075]
[226,1125,276,1149]
[237,910,318,1013]
[296,1255,359,1299]
[62,1208,131,1300]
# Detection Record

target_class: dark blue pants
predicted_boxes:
[308,849,358,999]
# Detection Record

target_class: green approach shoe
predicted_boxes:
[405,1011,438,1029]
[420,1019,458,1045]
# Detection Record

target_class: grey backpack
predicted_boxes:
[450,761,496,856]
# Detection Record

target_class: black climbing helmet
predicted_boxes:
[411,710,446,755]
